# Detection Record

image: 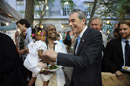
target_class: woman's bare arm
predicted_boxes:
[38,50,54,65]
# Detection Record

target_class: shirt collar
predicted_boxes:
[26,27,31,34]
[79,26,87,38]
[121,38,130,42]
[100,30,102,33]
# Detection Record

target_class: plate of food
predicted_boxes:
[39,65,62,73]
[48,65,62,72]
[122,66,130,72]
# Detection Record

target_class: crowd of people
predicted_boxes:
[0,9,130,86]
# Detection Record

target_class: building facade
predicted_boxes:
[3,0,130,32]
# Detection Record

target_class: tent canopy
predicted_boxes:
[0,0,22,20]
[0,22,16,30]
[0,0,22,23]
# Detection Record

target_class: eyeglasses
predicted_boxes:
[48,28,56,31]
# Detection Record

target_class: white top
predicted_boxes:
[24,40,47,76]
[100,31,108,47]
[53,41,67,86]
[59,33,63,41]
[36,40,67,86]
[52,40,67,53]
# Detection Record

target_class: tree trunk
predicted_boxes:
[88,0,98,26]
[25,0,34,26]
[39,0,48,26]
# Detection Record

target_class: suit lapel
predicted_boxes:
[77,28,90,55]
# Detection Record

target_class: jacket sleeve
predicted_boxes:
[0,34,21,78]
[57,30,102,68]
[102,40,120,73]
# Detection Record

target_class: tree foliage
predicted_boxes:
[34,0,55,26]
[95,0,130,20]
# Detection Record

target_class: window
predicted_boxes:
[62,2,71,16]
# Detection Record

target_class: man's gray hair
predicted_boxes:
[69,9,87,25]
[90,16,103,26]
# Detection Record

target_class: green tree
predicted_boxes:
[96,0,130,20]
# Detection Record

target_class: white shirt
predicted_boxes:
[79,26,87,38]
[36,40,67,86]
[24,40,47,76]
[52,40,67,86]
[59,33,63,41]
[100,30,108,47]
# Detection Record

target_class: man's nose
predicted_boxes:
[92,25,96,29]
[69,22,73,26]
[52,29,56,32]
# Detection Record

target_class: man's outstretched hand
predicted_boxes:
[43,49,58,62]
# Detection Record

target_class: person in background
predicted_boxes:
[16,19,33,54]
[113,27,120,39]
[107,23,119,42]
[35,24,67,86]
[63,31,72,53]
[0,32,26,86]
[70,33,77,54]
[16,19,33,85]
[90,16,108,47]
[57,31,63,43]
[42,9,102,86]
[15,30,26,61]
[102,20,130,80]
[57,33,63,43]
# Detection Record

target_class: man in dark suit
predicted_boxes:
[43,9,102,86]
[0,32,26,86]
[102,20,130,80]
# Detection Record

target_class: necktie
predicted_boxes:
[77,36,80,48]
[75,36,80,54]
[125,40,130,66]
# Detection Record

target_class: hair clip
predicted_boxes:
[31,34,35,37]
[40,31,43,36]
[38,31,41,35]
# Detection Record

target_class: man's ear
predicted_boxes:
[82,18,86,25]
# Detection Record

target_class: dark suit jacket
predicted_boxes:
[57,28,102,86]
[102,38,124,73]
[0,33,25,86]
